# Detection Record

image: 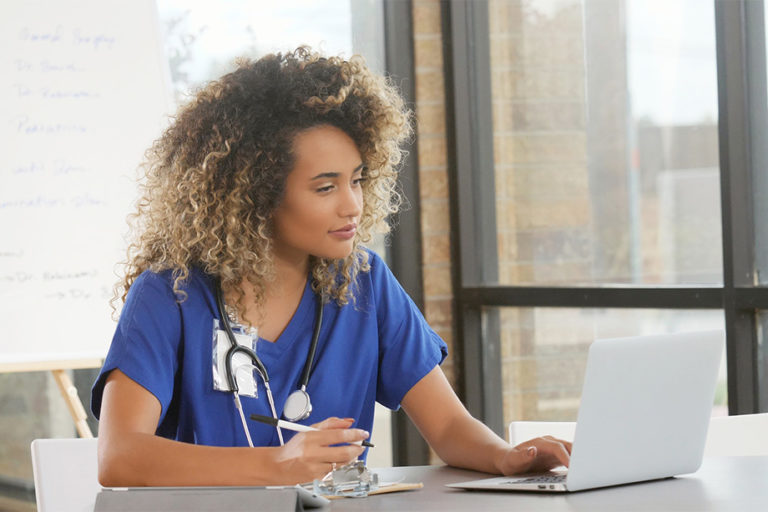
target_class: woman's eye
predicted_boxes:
[353,177,367,186]
[316,185,334,193]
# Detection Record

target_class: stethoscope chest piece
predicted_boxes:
[283,388,312,421]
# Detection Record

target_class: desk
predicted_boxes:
[344,457,768,512]
[58,456,768,511]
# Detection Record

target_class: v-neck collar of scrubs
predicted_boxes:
[253,277,316,367]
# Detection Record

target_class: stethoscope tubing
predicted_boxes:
[215,277,322,440]
[298,290,323,389]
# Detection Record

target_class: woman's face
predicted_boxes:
[272,124,365,262]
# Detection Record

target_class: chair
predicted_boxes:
[31,438,101,512]
[509,413,768,456]
[703,413,768,456]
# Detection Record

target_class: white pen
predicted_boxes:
[250,414,374,447]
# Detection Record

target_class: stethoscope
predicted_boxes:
[215,278,323,447]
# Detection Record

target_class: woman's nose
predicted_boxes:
[339,184,363,218]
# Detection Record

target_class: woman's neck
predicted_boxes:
[269,247,310,297]
[247,250,309,342]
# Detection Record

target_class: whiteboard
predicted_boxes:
[0,0,172,366]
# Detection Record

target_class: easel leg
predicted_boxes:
[51,369,94,438]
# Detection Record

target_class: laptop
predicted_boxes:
[447,329,724,493]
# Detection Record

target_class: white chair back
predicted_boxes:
[704,413,768,456]
[31,438,101,512]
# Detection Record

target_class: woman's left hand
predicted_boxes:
[495,436,572,476]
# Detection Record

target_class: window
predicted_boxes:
[443,0,768,434]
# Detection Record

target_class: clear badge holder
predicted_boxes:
[211,317,260,397]
[312,460,379,498]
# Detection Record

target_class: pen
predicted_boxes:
[250,414,375,448]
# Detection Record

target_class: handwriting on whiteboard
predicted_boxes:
[0,0,171,360]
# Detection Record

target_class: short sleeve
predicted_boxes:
[371,254,448,409]
[90,271,182,423]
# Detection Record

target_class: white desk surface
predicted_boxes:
[63,456,768,511]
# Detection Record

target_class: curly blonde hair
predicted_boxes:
[115,47,412,321]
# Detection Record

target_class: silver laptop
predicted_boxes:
[448,329,724,493]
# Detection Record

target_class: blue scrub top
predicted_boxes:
[91,250,447,453]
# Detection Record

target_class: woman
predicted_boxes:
[92,47,571,486]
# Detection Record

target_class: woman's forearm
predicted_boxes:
[401,367,510,474]
[429,413,508,474]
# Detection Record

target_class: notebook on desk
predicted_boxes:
[447,330,724,493]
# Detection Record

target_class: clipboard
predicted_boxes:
[323,481,424,500]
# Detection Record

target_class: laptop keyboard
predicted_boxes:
[507,474,567,484]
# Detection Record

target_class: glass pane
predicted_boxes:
[493,307,727,425]
[489,0,722,285]
[157,0,385,103]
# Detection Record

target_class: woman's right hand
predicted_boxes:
[269,417,369,484]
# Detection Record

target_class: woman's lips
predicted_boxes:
[329,224,357,240]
